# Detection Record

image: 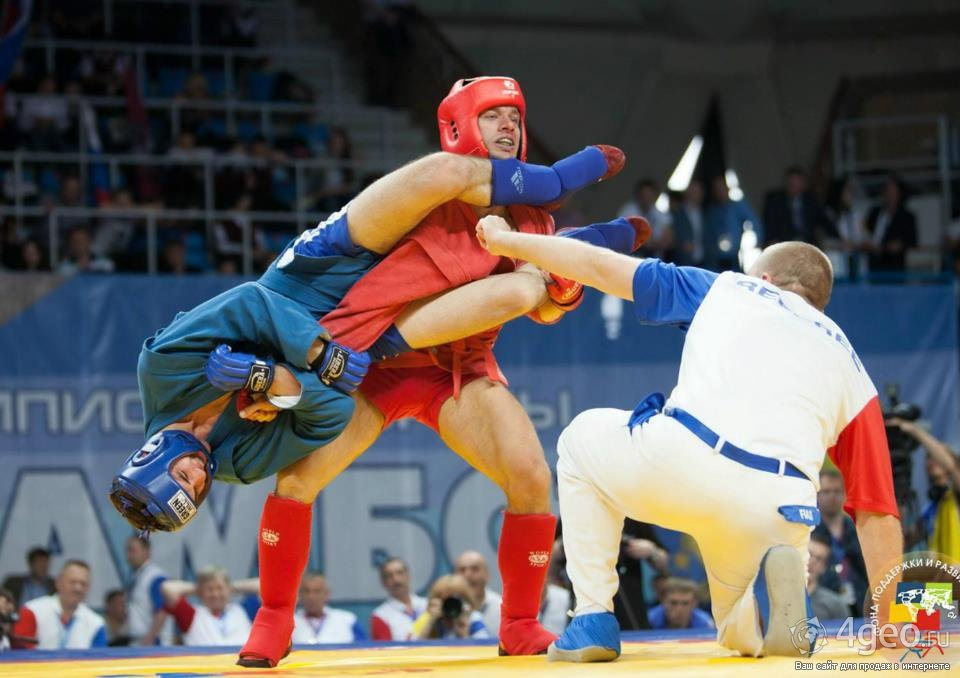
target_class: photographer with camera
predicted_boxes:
[411,574,489,640]
[886,414,960,559]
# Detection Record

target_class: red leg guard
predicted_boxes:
[237,493,312,667]
[497,511,559,655]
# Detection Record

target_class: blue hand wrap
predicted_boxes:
[490,146,608,206]
[368,324,412,361]
[558,217,636,254]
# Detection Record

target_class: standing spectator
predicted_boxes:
[52,176,91,233]
[166,131,210,208]
[292,573,365,644]
[807,533,849,620]
[823,177,868,280]
[15,241,48,272]
[124,536,170,646]
[369,558,426,641]
[410,575,488,640]
[11,560,106,649]
[670,179,706,266]
[453,550,501,638]
[57,227,115,275]
[159,239,200,275]
[614,520,669,631]
[646,578,714,631]
[102,589,132,646]
[212,194,271,272]
[2,547,55,607]
[864,174,918,275]
[0,217,23,269]
[813,468,868,614]
[617,178,671,257]
[762,166,830,246]
[161,567,259,646]
[703,175,762,272]
[92,189,140,269]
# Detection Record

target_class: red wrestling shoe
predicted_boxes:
[625,216,652,251]
[498,617,559,656]
[237,607,294,668]
[593,145,625,182]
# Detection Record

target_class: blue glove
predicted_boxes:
[205,344,275,393]
[312,339,371,394]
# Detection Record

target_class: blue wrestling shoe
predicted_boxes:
[756,545,815,657]
[557,216,651,254]
[547,612,621,663]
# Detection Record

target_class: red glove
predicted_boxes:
[547,273,584,311]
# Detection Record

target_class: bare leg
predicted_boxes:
[437,379,557,655]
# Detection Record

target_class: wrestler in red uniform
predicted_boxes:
[237,77,642,666]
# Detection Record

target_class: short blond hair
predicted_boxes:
[747,242,833,311]
[196,565,230,588]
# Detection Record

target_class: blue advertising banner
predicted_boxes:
[0,274,956,617]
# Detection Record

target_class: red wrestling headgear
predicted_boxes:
[437,77,527,161]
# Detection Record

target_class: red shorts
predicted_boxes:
[359,363,491,432]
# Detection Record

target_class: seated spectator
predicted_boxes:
[615,519,669,631]
[0,216,22,269]
[0,587,15,652]
[617,178,671,257]
[247,136,289,212]
[307,126,355,213]
[370,558,426,641]
[18,75,71,152]
[813,468,867,613]
[160,239,200,274]
[161,567,259,646]
[292,573,365,644]
[807,533,848,620]
[212,194,272,272]
[762,166,830,246]
[539,579,571,636]
[704,175,762,272]
[864,174,918,275]
[410,574,488,640]
[454,550,501,638]
[166,131,211,208]
[103,589,132,646]
[670,179,706,266]
[2,547,54,607]
[124,535,170,646]
[92,189,140,267]
[647,577,714,630]
[51,175,91,233]
[14,240,48,272]
[58,227,115,275]
[11,559,107,649]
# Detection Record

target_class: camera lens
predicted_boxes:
[441,596,464,621]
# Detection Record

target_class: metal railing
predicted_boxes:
[101,0,298,51]
[832,114,955,226]
[2,150,394,238]
[24,37,342,104]
[0,205,326,276]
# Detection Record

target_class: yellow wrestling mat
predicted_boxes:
[2,637,958,678]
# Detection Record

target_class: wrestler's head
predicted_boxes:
[437,76,527,161]
[109,429,217,533]
[747,241,834,311]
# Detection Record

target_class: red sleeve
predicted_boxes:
[370,614,392,640]
[164,595,196,633]
[10,606,37,649]
[827,395,900,519]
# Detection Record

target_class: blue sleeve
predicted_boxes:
[351,620,367,641]
[149,576,166,612]
[91,625,108,647]
[631,259,718,327]
[469,619,490,639]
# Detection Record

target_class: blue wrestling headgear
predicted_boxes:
[109,430,218,533]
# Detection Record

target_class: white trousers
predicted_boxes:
[557,408,817,656]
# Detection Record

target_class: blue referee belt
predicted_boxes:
[662,406,809,481]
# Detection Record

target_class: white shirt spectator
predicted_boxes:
[478,588,502,638]
[18,594,106,649]
[126,560,172,645]
[539,584,571,636]
[292,606,366,644]
[167,597,251,646]
[370,595,426,641]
